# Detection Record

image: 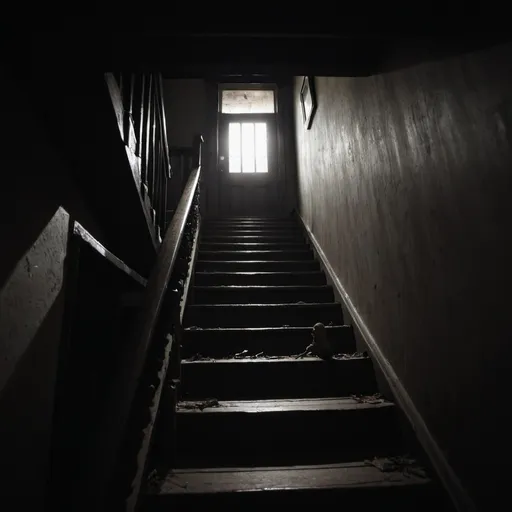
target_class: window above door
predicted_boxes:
[221,89,275,114]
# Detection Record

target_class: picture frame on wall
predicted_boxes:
[300,76,317,130]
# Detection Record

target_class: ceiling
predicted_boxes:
[11,22,512,79]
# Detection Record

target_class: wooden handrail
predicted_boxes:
[134,165,199,376]
[97,135,203,512]
[122,165,201,510]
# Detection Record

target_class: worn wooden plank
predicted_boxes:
[201,234,305,242]
[178,396,393,414]
[198,250,313,261]
[200,242,307,251]
[154,461,431,494]
[194,271,326,286]
[175,396,401,467]
[203,225,302,231]
[195,259,320,272]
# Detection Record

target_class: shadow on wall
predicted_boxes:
[0,208,69,506]
[0,75,106,508]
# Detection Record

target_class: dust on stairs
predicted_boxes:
[143,216,454,510]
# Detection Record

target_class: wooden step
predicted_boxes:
[200,242,308,251]
[203,220,297,227]
[193,285,334,304]
[198,250,313,261]
[144,461,445,510]
[180,356,376,400]
[195,260,320,272]
[176,397,402,467]
[203,229,303,236]
[201,234,305,243]
[194,271,327,286]
[182,325,355,357]
[204,216,294,221]
[184,302,343,328]
[203,222,299,228]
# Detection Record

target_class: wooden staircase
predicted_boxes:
[143,217,454,510]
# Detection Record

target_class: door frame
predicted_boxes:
[216,83,280,216]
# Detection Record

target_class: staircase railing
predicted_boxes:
[89,135,203,511]
[106,72,172,243]
[167,145,197,224]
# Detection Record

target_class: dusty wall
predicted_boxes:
[294,43,512,507]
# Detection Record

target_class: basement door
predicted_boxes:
[218,86,280,217]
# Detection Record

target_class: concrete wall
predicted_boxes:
[294,43,512,508]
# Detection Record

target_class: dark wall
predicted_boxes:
[162,79,212,215]
[276,79,299,214]
[0,75,106,506]
[163,79,207,148]
[294,42,512,508]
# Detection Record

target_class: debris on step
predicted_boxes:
[187,351,344,361]
[293,351,369,361]
[177,399,220,410]
[228,353,302,360]
[350,393,385,404]
[186,353,215,362]
[187,351,371,361]
[247,354,294,359]
[333,351,369,360]
[187,326,202,330]
[231,350,270,359]
[294,345,313,359]
[364,456,428,478]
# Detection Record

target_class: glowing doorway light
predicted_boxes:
[229,122,268,173]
